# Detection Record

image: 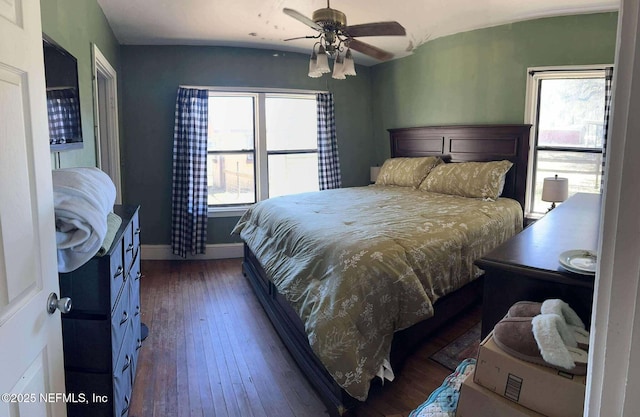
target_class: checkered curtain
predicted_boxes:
[47,88,81,144]
[316,93,342,190]
[171,87,209,258]
[601,66,614,190]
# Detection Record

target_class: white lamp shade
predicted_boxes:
[542,175,569,202]
[308,52,322,78]
[370,166,381,183]
[316,46,330,73]
[342,49,356,76]
[332,56,345,79]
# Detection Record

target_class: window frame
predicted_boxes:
[523,65,610,218]
[201,87,324,217]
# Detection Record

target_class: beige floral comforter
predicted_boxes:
[233,186,522,401]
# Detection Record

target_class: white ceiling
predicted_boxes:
[97,0,619,66]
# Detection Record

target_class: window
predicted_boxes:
[206,91,319,211]
[525,68,607,216]
[207,95,256,206]
[265,96,319,198]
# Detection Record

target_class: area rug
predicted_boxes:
[430,322,481,371]
[409,358,476,417]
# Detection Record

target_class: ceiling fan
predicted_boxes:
[283,0,406,63]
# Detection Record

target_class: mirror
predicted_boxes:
[43,35,83,151]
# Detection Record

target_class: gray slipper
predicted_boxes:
[493,314,588,375]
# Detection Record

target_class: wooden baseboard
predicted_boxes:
[141,243,243,260]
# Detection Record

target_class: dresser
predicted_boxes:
[476,193,600,339]
[58,205,141,417]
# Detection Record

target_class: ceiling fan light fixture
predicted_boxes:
[316,45,331,74]
[342,48,356,76]
[284,2,405,80]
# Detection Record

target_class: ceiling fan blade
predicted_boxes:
[348,39,394,61]
[284,35,317,41]
[283,8,322,31]
[344,22,406,37]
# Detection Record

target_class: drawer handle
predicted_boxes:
[135,271,142,281]
[135,305,140,316]
[135,227,141,235]
[121,394,130,416]
[114,266,123,278]
[136,339,143,350]
[120,311,129,326]
[126,243,134,253]
[122,354,131,373]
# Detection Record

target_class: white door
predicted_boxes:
[0,0,67,416]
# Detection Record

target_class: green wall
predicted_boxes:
[370,12,618,164]
[119,46,374,245]
[41,0,120,168]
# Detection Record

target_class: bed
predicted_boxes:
[235,124,531,416]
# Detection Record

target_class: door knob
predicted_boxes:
[47,293,72,314]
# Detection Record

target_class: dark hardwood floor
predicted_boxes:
[129,259,481,417]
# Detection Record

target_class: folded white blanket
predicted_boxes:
[53,167,116,273]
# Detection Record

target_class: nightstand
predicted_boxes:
[476,193,601,339]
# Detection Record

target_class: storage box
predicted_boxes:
[474,333,586,417]
[456,371,545,417]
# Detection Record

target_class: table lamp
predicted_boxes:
[542,174,569,212]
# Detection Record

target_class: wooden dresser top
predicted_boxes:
[477,193,601,281]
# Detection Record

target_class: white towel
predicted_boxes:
[96,212,123,257]
[53,167,116,273]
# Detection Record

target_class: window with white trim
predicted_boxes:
[525,68,606,216]
[207,92,319,211]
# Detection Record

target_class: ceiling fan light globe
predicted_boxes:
[308,58,322,78]
[316,46,331,73]
[309,48,322,78]
[332,66,346,80]
[342,63,356,76]
[342,50,356,76]
[332,55,346,79]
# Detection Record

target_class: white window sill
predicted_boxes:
[525,211,544,220]
[208,205,250,218]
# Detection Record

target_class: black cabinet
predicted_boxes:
[59,205,141,417]
[476,193,599,339]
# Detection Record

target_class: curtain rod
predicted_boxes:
[178,85,329,94]
[528,65,613,76]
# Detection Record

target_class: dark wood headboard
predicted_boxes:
[388,124,531,209]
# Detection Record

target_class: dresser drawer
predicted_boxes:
[110,238,126,312]
[111,286,131,366]
[113,345,133,417]
[132,211,141,262]
[129,260,141,321]
[123,221,135,275]
[129,292,141,380]
[128,259,142,386]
